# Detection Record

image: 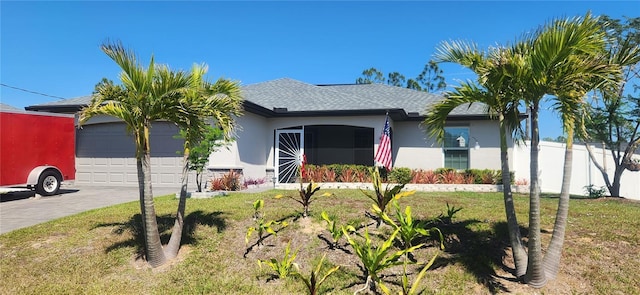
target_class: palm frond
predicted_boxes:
[423,81,488,142]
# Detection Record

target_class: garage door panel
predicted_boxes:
[109,173,125,184]
[109,158,125,166]
[76,172,92,182]
[93,173,108,183]
[76,122,184,187]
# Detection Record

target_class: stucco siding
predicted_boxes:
[209,112,270,181]
[468,120,502,170]
[393,121,442,170]
[394,120,505,170]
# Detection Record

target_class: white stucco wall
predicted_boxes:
[469,120,504,170]
[394,119,506,171]
[393,121,442,170]
[208,114,523,185]
[208,112,270,181]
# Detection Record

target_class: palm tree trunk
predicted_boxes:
[137,145,167,268]
[499,116,528,278]
[543,129,573,280]
[525,105,547,287]
[165,151,190,259]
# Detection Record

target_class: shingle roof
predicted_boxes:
[242,78,389,112]
[320,83,487,116]
[28,95,93,107]
[0,103,20,110]
[25,78,489,118]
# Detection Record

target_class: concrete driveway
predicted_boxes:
[0,185,178,235]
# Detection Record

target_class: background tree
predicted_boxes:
[355,60,446,93]
[581,16,640,197]
[416,60,447,92]
[541,135,567,142]
[355,67,386,84]
[387,72,406,87]
[180,126,228,192]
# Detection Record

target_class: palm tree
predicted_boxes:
[426,41,529,278]
[521,13,610,287]
[542,50,615,280]
[165,68,243,260]
[79,41,243,267]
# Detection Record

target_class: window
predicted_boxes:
[443,127,469,170]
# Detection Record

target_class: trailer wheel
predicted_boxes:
[36,170,61,196]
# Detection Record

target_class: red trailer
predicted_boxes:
[0,109,75,196]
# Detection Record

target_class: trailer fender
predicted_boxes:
[27,166,62,196]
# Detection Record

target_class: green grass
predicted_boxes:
[1,189,639,294]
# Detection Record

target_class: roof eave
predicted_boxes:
[24,104,85,113]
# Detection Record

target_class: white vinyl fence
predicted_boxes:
[512,141,640,200]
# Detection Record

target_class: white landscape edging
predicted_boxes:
[175,191,228,199]
[274,182,529,194]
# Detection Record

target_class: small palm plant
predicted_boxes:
[437,202,463,224]
[321,211,355,249]
[371,201,445,295]
[275,154,332,218]
[343,227,422,294]
[258,242,299,279]
[246,199,287,246]
[292,254,340,295]
[361,167,415,226]
[396,250,441,295]
[372,201,443,250]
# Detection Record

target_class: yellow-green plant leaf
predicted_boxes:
[394,190,416,200]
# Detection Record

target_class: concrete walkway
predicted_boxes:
[0,185,178,235]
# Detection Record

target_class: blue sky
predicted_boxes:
[1,1,636,140]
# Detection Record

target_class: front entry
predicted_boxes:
[275,129,304,183]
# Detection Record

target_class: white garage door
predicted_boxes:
[75,122,185,187]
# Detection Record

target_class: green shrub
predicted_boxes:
[389,167,412,184]
[434,168,455,175]
[464,169,498,184]
[494,171,516,185]
[584,184,607,198]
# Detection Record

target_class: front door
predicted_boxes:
[275,129,304,183]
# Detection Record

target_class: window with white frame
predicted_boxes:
[443,126,469,170]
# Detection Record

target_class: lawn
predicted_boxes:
[1,189,638,295]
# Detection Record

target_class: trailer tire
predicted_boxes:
[36,170,61,196]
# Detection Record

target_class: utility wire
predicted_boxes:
[0,83,67,100]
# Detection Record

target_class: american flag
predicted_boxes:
[374,115,392,170]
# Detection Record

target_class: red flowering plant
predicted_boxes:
[275,153,331,218]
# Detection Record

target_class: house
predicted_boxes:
[25,78,511,187]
